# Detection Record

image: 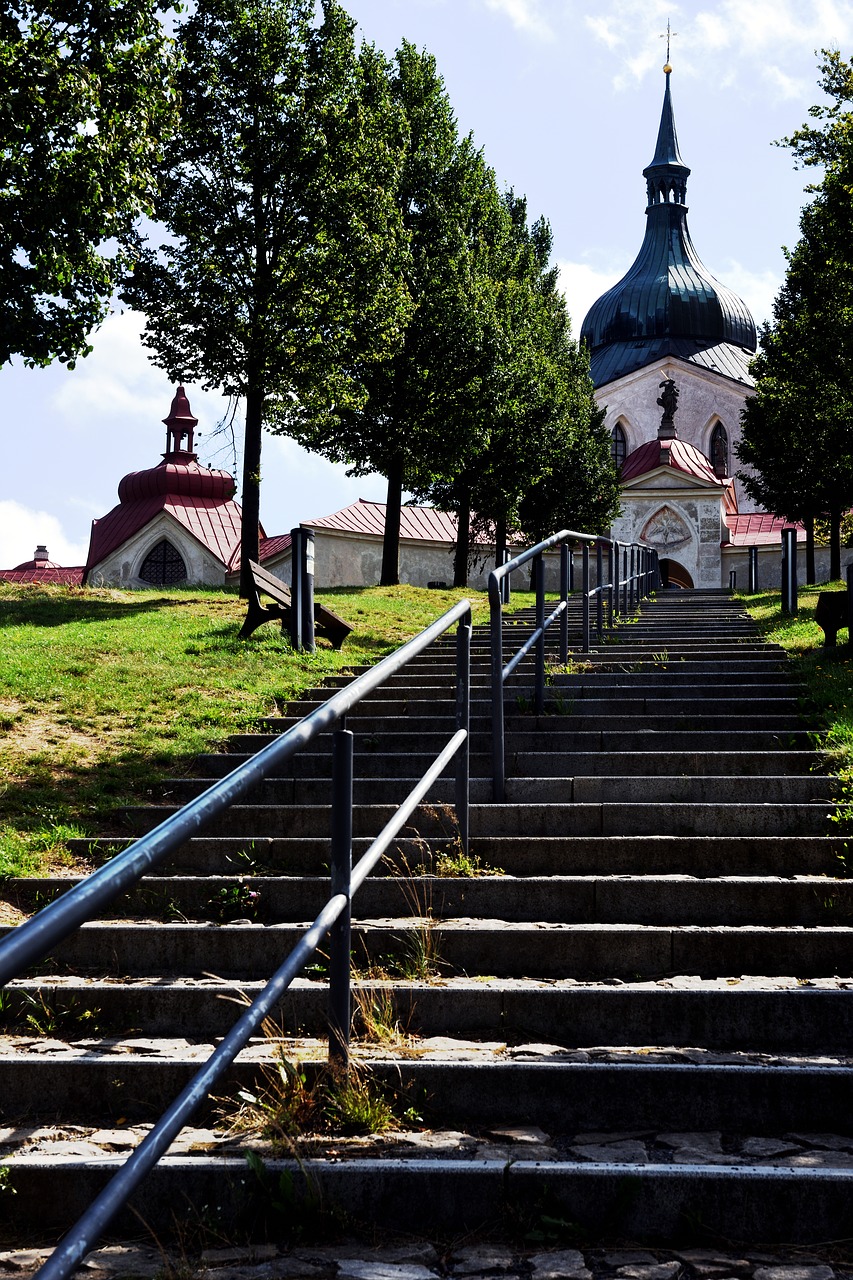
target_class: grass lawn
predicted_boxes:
[740,582,853,781]
[0,582,527,878]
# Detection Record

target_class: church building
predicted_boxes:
[580,63,797,589]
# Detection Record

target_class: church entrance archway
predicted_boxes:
[659,559,693,589]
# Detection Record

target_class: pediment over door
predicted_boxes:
[641,505,693,553]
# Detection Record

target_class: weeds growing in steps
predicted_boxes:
[222,1049,396,1146]
[0,987,100,1036]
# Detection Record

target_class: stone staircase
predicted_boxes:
[2,590,853,1248]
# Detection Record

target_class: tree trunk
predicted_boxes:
[831,507,842,581]
[805,514,816,584]
[239,387,263,599]
[495,515,507,574]
[454,486,470,588]
[381,454,404,586]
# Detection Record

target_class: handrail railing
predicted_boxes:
[489,531,658,801]
[1,599,473,1280]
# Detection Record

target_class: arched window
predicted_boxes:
[611,422,627,471]
[139,539,187,586]
[710,422,729,477]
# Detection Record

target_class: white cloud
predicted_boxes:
[716,260,782,328]
[762,64,809,101]
[583,0,853,89]
[0,500,88,570]
[557,258,625,332]
[482,0,554,38]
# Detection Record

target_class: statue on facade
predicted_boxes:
[657,377,679,438]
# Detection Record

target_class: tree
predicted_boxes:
[287,41,496,586]
[417,192,621,583]
[737,51,853,581]
[0,0,177,368]
[124,0,411,595]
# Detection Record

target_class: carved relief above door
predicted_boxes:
[641,505,692,552]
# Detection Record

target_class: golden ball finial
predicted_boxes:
[663,62,672,73]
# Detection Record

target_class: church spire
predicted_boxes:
[643,66,691,208]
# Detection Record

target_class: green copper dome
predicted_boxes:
[580,70,757,388]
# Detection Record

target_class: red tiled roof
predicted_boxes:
[304,499,465,542]
[620,438,723,485]
[86,493,245,571]
[259,533,292,561]
[725,514,804,546]
[0,567,85,585]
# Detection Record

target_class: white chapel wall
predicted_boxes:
[87,510,228,587]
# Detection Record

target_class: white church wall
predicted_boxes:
[87,511,227,587]
[599,358,761,513]
[612,483,724,590]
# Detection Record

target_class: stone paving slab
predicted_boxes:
[3,1243,853,1280]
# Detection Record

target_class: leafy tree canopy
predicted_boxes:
[738,50,853,579]
[0,0,178,367]
[124,0,412,593]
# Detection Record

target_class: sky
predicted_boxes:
[3,0,853,569]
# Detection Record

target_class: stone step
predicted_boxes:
[12,873,853,927]
[9,920,852,980]
[191,749,824,780]
[121,800,834,838]
[262,711,806,735]
[69,833,845,877]
[6,976,851,1050]
[5,1149,853,1244]
[152,773,834,808]
[1,1054,850,1137]
[227,728,820,753]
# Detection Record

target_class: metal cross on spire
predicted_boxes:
[660,19,677,66]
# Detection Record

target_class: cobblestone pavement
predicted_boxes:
[3,1241,853,1280]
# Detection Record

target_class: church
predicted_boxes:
[580,63,802,590]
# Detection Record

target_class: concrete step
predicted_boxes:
[122,800,834,839]
[191,749,824,780]
[227,728,821,754]
[151,773,833,808]
[68,833,844,877]
[6,976,851,1050]
[12,873,853,927]
[9,920,852,980]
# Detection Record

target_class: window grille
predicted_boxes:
[139,539,188,586]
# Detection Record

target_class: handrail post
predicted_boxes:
[569,545,575,594]
[329,728,353,1072]
[629,545,636,611]
[534,552,546,714]
[607,541,615,627]
[302,528,316,653]
[582,543,590,653]
[489,575,505,802]
[595,541,604,641]
[289,526,303,651]
[455,615,471,857]
[622,544,629,614]
[560,542,569,663]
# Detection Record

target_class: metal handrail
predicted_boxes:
[488,531,658,801]
[0,599,473,1280]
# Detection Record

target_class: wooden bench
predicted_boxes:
[239,560,353,649]
[814,590,850,647]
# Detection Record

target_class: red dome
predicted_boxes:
[13,557,62,571]
[118,459,236,503]
[621,437,722,485]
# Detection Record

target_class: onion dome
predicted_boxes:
[116,387,236,503]
[580,68,757,388]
